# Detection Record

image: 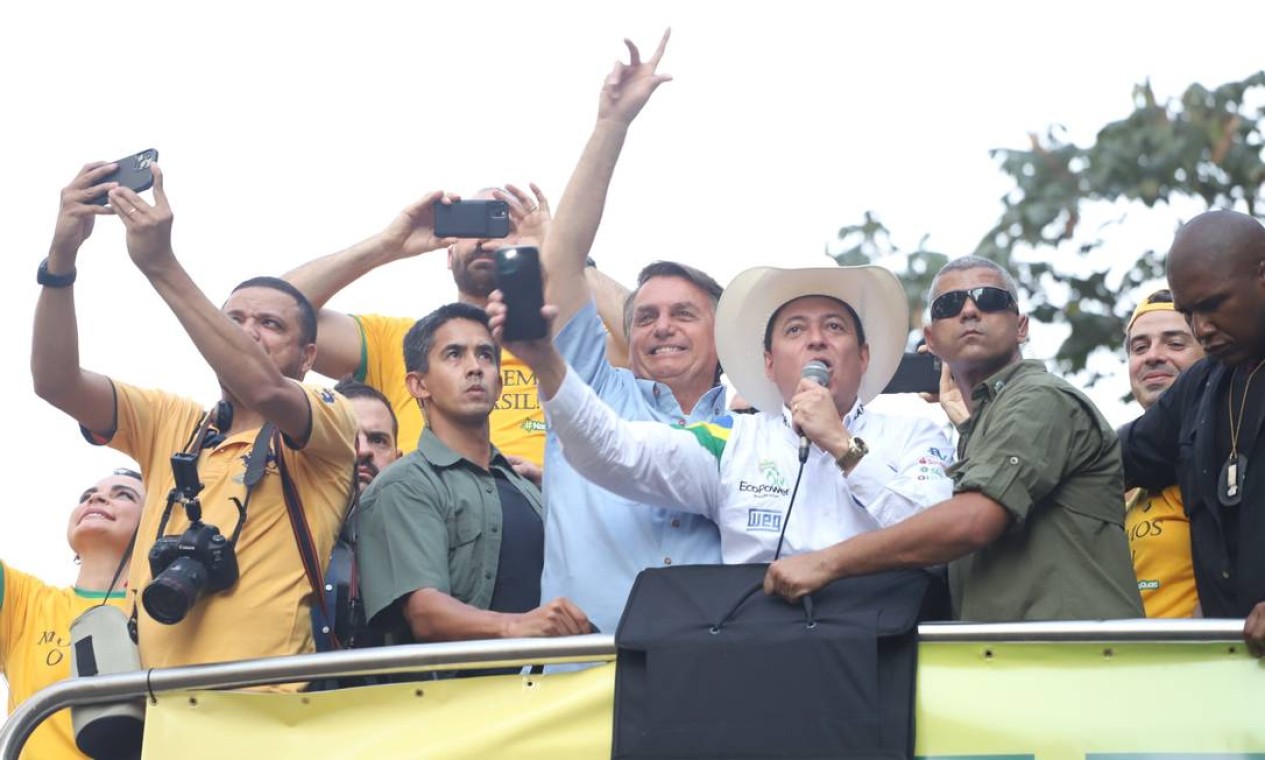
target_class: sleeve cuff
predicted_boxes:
[957,459,1034,524]
[543,365,586,419]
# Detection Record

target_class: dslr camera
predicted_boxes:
[142,452,240,624]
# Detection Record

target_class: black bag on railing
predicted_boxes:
[613,564,939,760]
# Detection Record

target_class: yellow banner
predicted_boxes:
[141,641,1264,759]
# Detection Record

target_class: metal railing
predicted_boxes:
[0,619,1248,760]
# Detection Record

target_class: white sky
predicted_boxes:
[1,0,1262,670]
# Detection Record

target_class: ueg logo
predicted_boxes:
[738,459,790,498]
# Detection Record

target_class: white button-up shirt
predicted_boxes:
[545,367,956,564]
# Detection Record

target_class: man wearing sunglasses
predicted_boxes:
[765,256,1142,622]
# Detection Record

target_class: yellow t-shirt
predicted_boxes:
[99,381,355,677]
[0,563,128,760]
[353,313,547,464]
[1125,485,1199,618]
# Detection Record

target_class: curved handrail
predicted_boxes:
[0,619,1248,760]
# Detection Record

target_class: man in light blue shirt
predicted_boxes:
[540,30,725,634]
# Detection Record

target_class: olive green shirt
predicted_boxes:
[949,360,1143,621]
[356,428,544,639]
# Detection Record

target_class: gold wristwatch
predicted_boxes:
[835,436,869,474]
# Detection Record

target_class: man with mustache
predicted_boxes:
[1122,290,1204,617]
[1120,209,1265,654]
[760,256,1142,621]
[355,304,589,646]
[334,378,401,495]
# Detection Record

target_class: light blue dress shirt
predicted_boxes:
[542,301,726,635]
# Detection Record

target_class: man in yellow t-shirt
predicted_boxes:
[282,186,631,467]
[31,164,356,676]
[1123,289,1205,617]
[1,470,143,760]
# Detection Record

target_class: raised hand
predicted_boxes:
[917,345,969,426]
[495,183,551,247]
[597,28,673,126]
[487,289,568,401]
[109,164,174,275]
[50,163,118,260]
[379,190,459,259]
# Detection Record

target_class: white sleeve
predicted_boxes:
[544,366,722,519]
[849,416,955,528]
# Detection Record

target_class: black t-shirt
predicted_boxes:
[487,472,544,614]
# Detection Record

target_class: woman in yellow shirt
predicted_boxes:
[0,468,143,759]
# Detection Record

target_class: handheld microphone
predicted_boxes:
[797,360,830,462]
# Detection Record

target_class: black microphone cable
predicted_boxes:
[772,459,807,561]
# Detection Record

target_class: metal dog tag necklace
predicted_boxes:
[1221,361,1263,507]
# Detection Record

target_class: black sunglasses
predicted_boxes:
[930,286,1018,321]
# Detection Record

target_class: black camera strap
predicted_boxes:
[267,425,341,650]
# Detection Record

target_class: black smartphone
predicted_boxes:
[434,199,511,239]
[495,246,548,341]
[883,352,941,395]
[90,148,158,205]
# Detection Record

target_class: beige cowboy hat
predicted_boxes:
[715,265,909,413]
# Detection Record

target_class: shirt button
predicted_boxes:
[491,526,499,534]
[664,557,673,565]
[1223,569,1231,579]
[485,485,493,494]
[671,519,681,528]
[485,572,493,580]
[677,418,685,425]
[1008,457,1019,465]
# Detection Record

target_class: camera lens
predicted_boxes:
[142,557,208,624]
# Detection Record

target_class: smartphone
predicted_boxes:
[495,246,548,341]
[90,148,158,205]
[883,352,941,395]
[434,199,511,239]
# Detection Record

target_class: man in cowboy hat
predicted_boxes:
[764,256,1143,621]
[487,264,955,564]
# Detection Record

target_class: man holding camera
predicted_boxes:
[32,162,357,675]
[282,187,630,470]
[356,304,589,646]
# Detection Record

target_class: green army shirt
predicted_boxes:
[949,360,1143,621]
[356,428,544,638]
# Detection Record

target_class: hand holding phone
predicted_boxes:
[882,352,941,395]
[90,149,158,206]
[434,199,511,239]
[495,246,548,342]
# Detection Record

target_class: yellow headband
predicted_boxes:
[1126,296,1175,335]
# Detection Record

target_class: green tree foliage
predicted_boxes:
[832,72,1265,384]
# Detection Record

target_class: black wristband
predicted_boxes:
[37,258,76,288]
